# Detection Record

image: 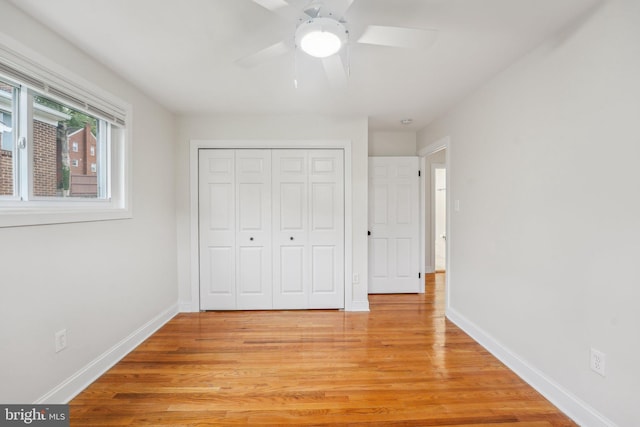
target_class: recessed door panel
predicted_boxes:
[238,183,263,231]
[280,157,305,174]
[238,247,264,294]
[208,247,234,295]
[281,246,304,294]
[209,158,232,175]
[373,184,388,225]
[396,184,411,225]
[312,158,335,174]
[280,183,305,231]
[396,238,412,277]
[371,238,389,278]
[209,184,233,230]
[372,165,387,178]
[312,246,335,293]
[238,157,265,174]
[311,183,335,231]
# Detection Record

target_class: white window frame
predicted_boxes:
[71,159,79,167]
[0,37,132,227]
[71,142,78,152]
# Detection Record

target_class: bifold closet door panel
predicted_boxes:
[272,150,309,309]
[199,149,236,310]
[308,150,344,309]
[272,150,345,309]
[199,149,272,310]
[235,150,273,310]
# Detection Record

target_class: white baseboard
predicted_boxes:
[446,307,617,427]
[348,300,370,312]
[35,303,179,404]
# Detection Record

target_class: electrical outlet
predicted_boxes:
[55,329,67,353]
[590,348,605,376]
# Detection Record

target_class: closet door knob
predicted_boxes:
[250,237,254,241]
[290,237,294,241]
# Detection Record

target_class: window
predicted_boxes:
[0,82,16,197]
[0,44,131,227]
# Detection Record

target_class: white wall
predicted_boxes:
[417,0,640,425]
[175,114,369,311]
[369,131,416,156]
[0,1,178,403]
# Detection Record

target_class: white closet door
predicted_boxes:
[200,148,344,310]
[308,150,344,308]
[272,150,309,309]
[235,150,272,309]
[199,150,236,309]
[199,149,272,310]
[272,150,344,309]
[368,157,420,293]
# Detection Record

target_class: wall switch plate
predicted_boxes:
[590,348,605,376]
[55,329,67,353]
[353,273,360,284]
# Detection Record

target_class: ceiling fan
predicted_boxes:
[237,0,438,88]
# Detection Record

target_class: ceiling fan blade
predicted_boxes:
[357,25,438,49]
[322,54,348,89]
[252,0,289,11]
[236,41,291,67]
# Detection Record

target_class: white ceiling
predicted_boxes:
[9,0,598,131]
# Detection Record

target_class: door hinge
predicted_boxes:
[418,170,421,177]
[418,272,421,279]
[368,230,371,236]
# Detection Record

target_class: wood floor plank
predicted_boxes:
[70,273,576,426]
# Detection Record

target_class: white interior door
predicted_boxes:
[368,157,420,293]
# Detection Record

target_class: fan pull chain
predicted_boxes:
[294,43,299,89]
[346,30,351,78]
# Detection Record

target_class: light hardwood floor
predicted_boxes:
[70,273,576,426]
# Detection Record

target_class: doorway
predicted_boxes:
[433,165,446,272]
[418,137,450,303]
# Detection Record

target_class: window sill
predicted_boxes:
[0,205,132,227]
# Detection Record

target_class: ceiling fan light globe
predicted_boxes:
[300,31,342,58]
[296,17,347,58]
